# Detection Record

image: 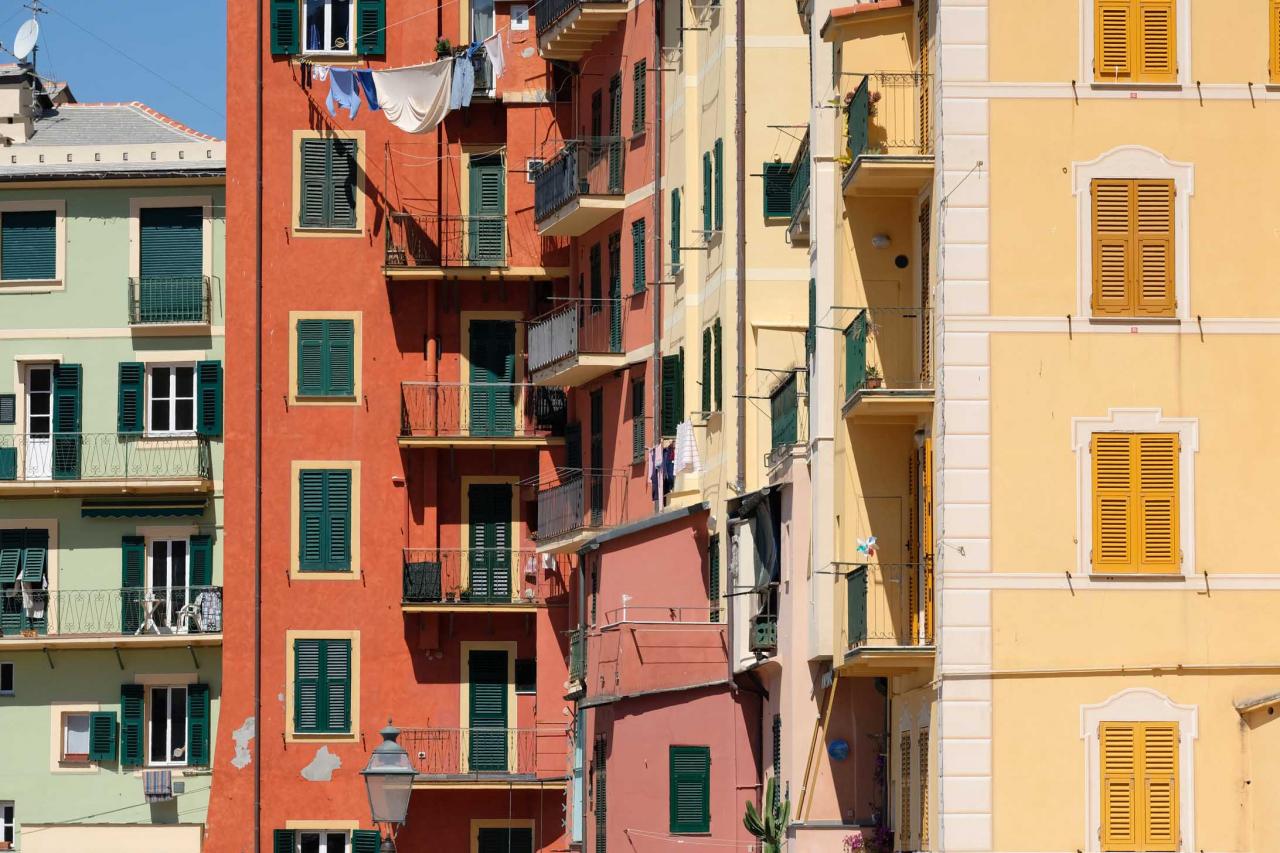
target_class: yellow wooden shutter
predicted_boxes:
[1092,180,1134,315]
[1096,0,1134,80]
[900,730,912,849]
[1134,180,1175,317]
[1101,723,1140,850]
[1141,722,1179,850]
[1092,434,1135,572]
[918,728,930,850]
[1270,0,1280,83]
[917,0,931,151]
[922,438,934,643]
[1136,0,1177,82]
[1136,434,1178,572]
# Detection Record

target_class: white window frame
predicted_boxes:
[61,711,92,763]
[1080,0,1191,88]
[0,199,66,292]
[304,0,357,55]
[1080,688,1197,852]
[149,537,192,631]
[146,363,197,437]
[0,801,13,846]
[511,5,529,30]
[0,662,12,696]
[1071,145,1194,322]
[147,684,189,768]
[297,830,351,853]
[1071,407,1198,579]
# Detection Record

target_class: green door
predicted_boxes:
[468,649,509,772]
[469,320,516,437]
[139,207,203,323]
[468,154,505,266]
[468,483,512,603]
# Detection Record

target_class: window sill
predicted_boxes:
[292,225,363,238]
[1088,81,1183,91]
[1087,316,1181,326]
[0,278,63,293]
[1088,572,1187,582]
[289,394,360,407]
[60,755,90,766]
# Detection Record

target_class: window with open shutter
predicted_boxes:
[1101,721,1179,851]
[187,683,211,766]
[1094,0,1176,83]
[661,353,683,437]
[594,737,608,853]
[1,210,56,281]
[356,0,386,54]
[708,535,720,623]
[1092,433,1178,574]
[52,363,81,481]
[1091,179,1174,317]
[669,746,711,834]
[118,362,144,434]
[632,380,645,463]
[701,328,712,413]
[89,711,117,761]
[469,153,506,266]
[702,153,713,234]
[299,138,359,230]
[763,163,791,218]
[297,319,356,398]
[670,189,682,268]
[299,469,352,572]
[121,535,146,634]
[632,59,647,134]
[631,218,646,293]
[120,683,145,767]
[469,649,509,771]
[270,0,299,54]
[196,360,223,437]
[713,139,724,233]
[294,638,352,734]
[713,321,722,410]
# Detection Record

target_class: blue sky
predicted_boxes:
[9,0,226,138]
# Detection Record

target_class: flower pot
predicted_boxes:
[865,377,883,389]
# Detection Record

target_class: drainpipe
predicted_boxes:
[253,1,264,850]
[734,0,747,494]
[651,0,664,515]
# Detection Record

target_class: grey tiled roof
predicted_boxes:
[30,102,220,146]
[0,160,226,180]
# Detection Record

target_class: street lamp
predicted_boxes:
[361,721,416,851]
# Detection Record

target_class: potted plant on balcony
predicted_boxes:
[864,364,883,389]
[435,38,453,58]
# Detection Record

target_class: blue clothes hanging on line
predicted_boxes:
[449,43,479,110]
[325,68,361,119]
[355,70,380,111]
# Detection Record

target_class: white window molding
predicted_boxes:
[1071,407,1199,578]
[145,362,197,437]
[1072,146,1194,321]
[1080,0,1191,88]
[48,700,100,774]
[0,199,66,292]
[1080,687,1197,852]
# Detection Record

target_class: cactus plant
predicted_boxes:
[743,777,790,853]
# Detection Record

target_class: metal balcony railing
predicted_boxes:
[843,307,932,401]
[534,469,629,543]
[846,72,933,161]
[844,562,933,649]
[0,433,213,483]
[384,213,508,269]
[528,299,626,375]
[128,276,211,325]
[399,726,568,778]
[0,585,223,639]
[533,137,625,223]
[600,604,718,625]
[536,0,627,37]
[401,549,568,605]
[400,382,567,440]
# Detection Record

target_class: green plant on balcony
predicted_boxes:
[864,363,883,389]
[744,777,790,853]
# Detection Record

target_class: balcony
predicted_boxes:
[767,371,807,471]
[842,307,933,422]
[399,382,568,449]
[581,605,729,704]
[400,726,569,789]
[127,276,211,329]
[0,585,223,649]
[842,562,934,675]
[401,548,569,611]
[536,0,629,62]
[787,134,810,245]
[533,469,628,553]
[842,72,934,198]
[385,212,507,275]
[528,300,628,386]
[533,138,626,236]
[0,433,213,496]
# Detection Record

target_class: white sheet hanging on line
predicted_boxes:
[673,420,701,475]
[483,32,506,81]
[372,59,454,134]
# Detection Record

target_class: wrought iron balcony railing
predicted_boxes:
[533,137,625,223]
[843,307,933,401]
[399,726,568,779]
[844,562,933,650]
[385,213,507,269]
[400,382,567,440]
[0,433,213,484]
[534,469,629,544]
[401,549,568,605]
[0,585,223,639]
[535,0,627,37]
[128,276,211,325]
[527,299,626,375]
[846,72,933,161]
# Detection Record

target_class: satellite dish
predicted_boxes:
[13,19,38,62]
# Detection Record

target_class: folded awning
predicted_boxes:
[81,497,208,518]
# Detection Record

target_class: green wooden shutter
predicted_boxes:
[469,154,506,265]
[847,567,868,645]
[594,738,608,853]
[713,321,723,410]
[20,528,46,584]
[52,363,81,480]
[669,746,711,833]
[294,638,321,732]
[632,59,647,134]
[299,470,326,571]
[771,374,798,449]
[1,209,56,280]
[121,535,145,633]
[187,682,211,766]
[273,830,297,853]
[325,319,355,396]
[806,277,816,360]
[632,380,645,463]
[631,218,646,293]
[468,649,509,771]
[469,320,516,437]
[661,353,683,437]
[566,422,582,469]
[296,319,325,396]
[771,715,782,807]
[355,0,386,54]
[0,447,13,482]
[120,683,145,768]
[140,207,203,278]
[270,0,299,55]
[325,470,352,570]
[708,535,720,623]
[701,328,712,413]
[299,138,329,228]
[713,139,724,232]
[670,189,681,268]
[763,162,791,218]
[324,639,351,732]
[117,362,144,434]
[603,238,621,352]
[329,139,358,229]
[702,153,713,234]
[196,360,223,437]
[0,530,21,584]
[676,348,685,427]
[89,711,117,761]
[189,534,213,587]
[351,830,382,853]
[468,484,512,602]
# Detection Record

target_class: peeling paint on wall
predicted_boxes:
[301,745,342,782]
[231,716,256,769]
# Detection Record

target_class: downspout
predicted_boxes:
[253,1,264,850]
[734,0,746,494]
[651,0,665,515]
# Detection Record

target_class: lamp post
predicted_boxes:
[361,722,416,851]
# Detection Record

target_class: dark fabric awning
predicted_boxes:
[81,497,208,518]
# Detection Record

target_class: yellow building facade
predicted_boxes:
[797,0,1280,851]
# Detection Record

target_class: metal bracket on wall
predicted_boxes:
[114,647,124,670]
[187,644,200,669]
[42,646,53,670]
